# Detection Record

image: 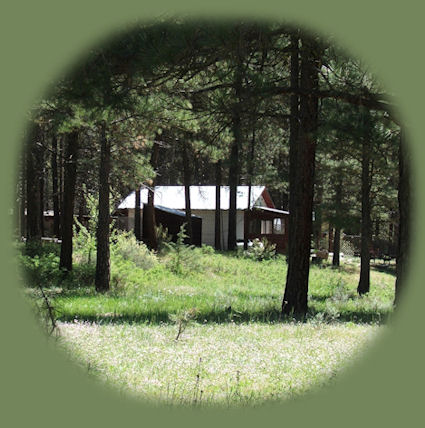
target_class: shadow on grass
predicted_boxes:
[371,263,396,276]
[56,305,392,326]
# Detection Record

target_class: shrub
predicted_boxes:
[18,252,62,287]
[156,224,172,254]
[244,238,276,261]
[111,230,157,270]
[163,224,201,275]
[169,308,199,341]
[22,240,60,258]
[73,219,96,265]
[68,263,96,287]
[200,244,215,255]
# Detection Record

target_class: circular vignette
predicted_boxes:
[1,5,422,428]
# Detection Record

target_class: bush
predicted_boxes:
[73,218,96,265]
[68,263,96,287]
[163,224,201,275]
[18,252,62,287]
[156,224,172,254]
[200,244,215,255]
[111,230,157,270]
[244,238,276,261]
[21,240,61,258]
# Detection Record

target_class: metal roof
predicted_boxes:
[155,205,202,219]
[118,186,267,211]
[253,206,289,215]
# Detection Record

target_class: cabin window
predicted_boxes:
[273,218,284,235]
[261,220,273,234]
[248,219,261,234]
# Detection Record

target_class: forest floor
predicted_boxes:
[19,241,396,407]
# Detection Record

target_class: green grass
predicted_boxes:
[23,250,395,324]
[20,244,396,406]
[57,321,382,407]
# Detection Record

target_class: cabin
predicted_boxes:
[116,186,289,252]
[115,204,203,246]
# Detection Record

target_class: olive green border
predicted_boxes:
[1,1,424,427]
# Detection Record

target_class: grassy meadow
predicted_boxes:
[18,233,396,407]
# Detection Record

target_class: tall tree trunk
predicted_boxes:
[357,109,372,295]
[59,136,64,235]
[332,175,343,266]
[244,122,256,250]
[285,32,300,267]
[59,131,79,271]
[77,191,86,229]
[182,140,193,244]
[143,140,159,251]
[51,135,61,238]
[395,130,410,304]
[215,160,222,250]
[134,185,142,240]
[283,35,320,317]
[313,184,323,249]
[95,123,111,292]
[328,226,334,252]
[38,139,45,237]
[20,147,26,239]
[25,125,42,248]
[333,228,341,266]
[228,54,243,251]
[228,135,239,251]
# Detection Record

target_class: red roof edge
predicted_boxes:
[261,188,275,208]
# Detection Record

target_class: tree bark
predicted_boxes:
[95,123,111,292]
[282,34,320,317]
[143,140,159,251]
[333,228,341,266]
[77,191,86,229]
[228,135,239,251]
[25,125,43,247]
[285,32,300,267]
[313,184,323,250]
[134,185,142,241]
[215,160,222,250]
[51,135,61,238]
[332,175,343,266]
[38,137,45,237]
[357,109,372,295]
[395,130,410,304]
[228,55,243,251]
[244,122,256,250]
[59,131,79,271]
[19,148,26,239]
[182,140,193,244]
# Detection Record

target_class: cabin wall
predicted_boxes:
[192,210,244,248]
[126,208,140,237]
[122,208,245,249]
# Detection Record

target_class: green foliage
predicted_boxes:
[23,240,60,258]
[163,224,200,275]
[111,230,157,270]
[169,308,199,341]
[21,249,395,324]
[200,244,215,255]
[73,220,96,265]
[73,190,98,264]
[156,224,172,254]
[244,238,276,261]
[18,252,62,287]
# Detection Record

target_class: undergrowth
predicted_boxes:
[17,226,395,326]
